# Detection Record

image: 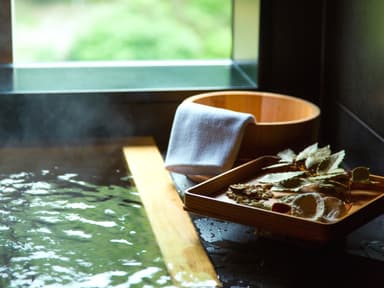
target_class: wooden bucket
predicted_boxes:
[184,90,321,165]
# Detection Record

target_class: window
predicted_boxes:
[13,0,232,63]
[0,0,259,92]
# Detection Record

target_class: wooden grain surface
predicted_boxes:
[123,137,221,288]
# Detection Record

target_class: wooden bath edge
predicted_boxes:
[123,137,221,288]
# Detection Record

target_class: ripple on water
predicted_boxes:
[0,170,173,287]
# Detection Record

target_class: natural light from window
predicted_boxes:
[13,0,232,63]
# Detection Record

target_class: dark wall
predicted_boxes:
[258,0,384,174]
[258,0,324,104]
[323,0,384,173]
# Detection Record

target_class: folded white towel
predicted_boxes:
[164,101,256,176]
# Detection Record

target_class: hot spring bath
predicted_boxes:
[0,141,173,288]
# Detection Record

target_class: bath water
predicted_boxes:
[0,167,174,287]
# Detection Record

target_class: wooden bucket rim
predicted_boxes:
[184,90,321,125]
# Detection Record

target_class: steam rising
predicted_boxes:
[2,93,134,145]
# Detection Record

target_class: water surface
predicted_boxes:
[0,167,173,287]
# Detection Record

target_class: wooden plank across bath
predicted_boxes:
[123,137,221,288]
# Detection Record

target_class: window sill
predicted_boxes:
[0,60,257,98]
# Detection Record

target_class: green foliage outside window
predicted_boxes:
[14,0,231,62]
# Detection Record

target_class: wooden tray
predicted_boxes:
[184,156,384,244]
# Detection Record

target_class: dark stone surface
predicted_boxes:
[172,173,384,288]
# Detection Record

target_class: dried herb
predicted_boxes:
[351,166,370,183]
[261,143,350,197]
[225,143,372,222]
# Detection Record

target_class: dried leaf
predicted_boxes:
[262,162,293,170]
[280,177,309,188]
[305,145,331,169]
[296,143,318,161]
[271,185,302,193]
[317,150,345,174]
[277,149,296,163]
[352,166,370,183]
[258,171,305,184]
[308,170,348,182]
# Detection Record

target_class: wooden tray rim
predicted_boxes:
[184,156,384,243]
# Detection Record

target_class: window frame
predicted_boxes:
[0,0,12,63]
[0,0,259,94]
